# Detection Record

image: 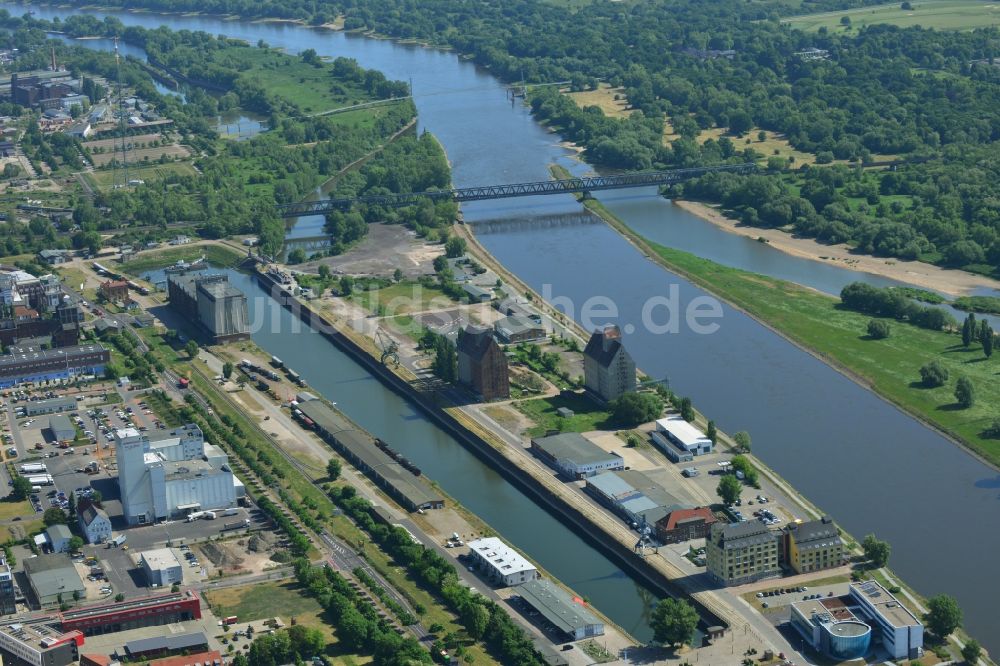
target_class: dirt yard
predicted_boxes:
[298,224,441,279]
[88,143,190,167]
[565,83,633,119]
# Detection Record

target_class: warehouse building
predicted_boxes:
[654,507,717,545]
[77,501,112,545]
[139,549,183,587]
[651,417,713,463]
[298,400,443,511]
[0,619,83,666]
[584,469,687,528]
[530,432,624,479]
[582,325,636,403]
[467,537,539,587]
[47,415,75,442]
[116,425,243,525]
[167,273,249,343]
[516,579,604,641]
[45,525,72,554]
[23,554,86,608]
[60,591,201,636]
[23,397,75,417]
[124,632,208,660]
[456,325,509,401]
[0,344,109,388]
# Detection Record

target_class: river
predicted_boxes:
[13,2,1000,649]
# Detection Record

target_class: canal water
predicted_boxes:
[14,2,1000,647]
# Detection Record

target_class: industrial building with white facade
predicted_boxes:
[651,416,713,462]
[529,433,624,479]
[116,424,244,525]
[139,549,183,587]
[467,537,539,587]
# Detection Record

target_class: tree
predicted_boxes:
[733,431,751,452]
[326,458,342,480]
[861,534,891,568]
[223,361,234,379]
[317,264,331,281]
[610,392,662,426]
[919,360,948,388]
[460,602,490,640]
[11,476,32,500]
[68,491,77,517]
[706,420,717,444]
[961,638,981,664]
[68,536,84,552]
[651,598,699,647]
[2,162,20,178]
[982,325,993,359]
[393,268,403,282]
[962,314,976,347]
[867,319,890,339]
[925,595,962,639]
[717,474,741,506]
[43,507,68,526]
[679,397,695,422]
[339,276,354,296]
[185,339,199,359]
[444,236,467,258]
[115,593,124,602]
[955,376,975,408]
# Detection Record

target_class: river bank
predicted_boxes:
[672,199,1000,298]
[550,166,1000,472]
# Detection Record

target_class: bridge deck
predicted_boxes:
[276,163,755,218]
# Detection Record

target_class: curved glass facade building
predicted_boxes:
[824,621,872,660]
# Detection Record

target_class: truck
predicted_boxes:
[221,508,240,517]
[111,535,127,547]
[178,377,190,389]
[25,474,54,486]
[222,519,250,531]
[202,511,216,520]
[19,463,47,474]
[186,511,205,522]
[85,460,100,474]
[224,616,239,626]
[270,356,283,368]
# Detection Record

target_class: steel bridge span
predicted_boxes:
[276,163,755,218]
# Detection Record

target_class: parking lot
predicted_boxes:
[8,388,170,519]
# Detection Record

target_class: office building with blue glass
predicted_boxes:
[790,580,922,661]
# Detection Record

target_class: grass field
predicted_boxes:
[0,499,31,521]
[514,393,613,437]
[565,84,633,119]
[89,144,190,167]
[86,161,198,191]
[118,244,244,274]
[686,126,820,165]
[645,242,1000,467]
[203,581,360,658]
[784,0,1000,32]
[354,281,454,315]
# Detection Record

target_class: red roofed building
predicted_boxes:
[60,590,201,635]
[99,280,129,304]
[654,507,717,545]
[81,654,113,666]
[150,649,223,666]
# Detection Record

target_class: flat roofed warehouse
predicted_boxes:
[516,579,604,640]
[530,432,624,479]
[298,400,443,511]
[0,343,109,388]
[23,554,86,608]
[467,537,539,587]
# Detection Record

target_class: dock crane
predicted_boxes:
[375,328,399,366]
[633,514,658,558]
